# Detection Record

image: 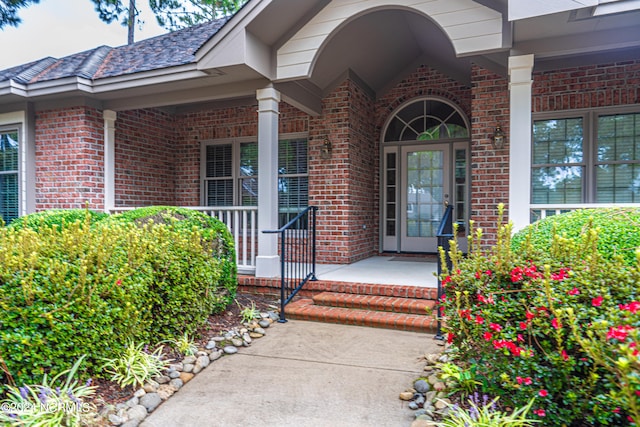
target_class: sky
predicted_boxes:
[0,0,168,70]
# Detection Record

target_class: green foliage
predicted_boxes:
[0,207,236,392]
[512,208,640,266]
[0,355,97,426]
[166,333,198,357]
[441,206,640,426]
[8,209,108,232]
[238,301,260,324]
[439,362,481,397]
[101,342,170,389]
[437,396,538,427]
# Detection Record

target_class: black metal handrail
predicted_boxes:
[435,204,454,340]
[263,206,318,323]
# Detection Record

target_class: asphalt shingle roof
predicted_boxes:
[0,18,229,84]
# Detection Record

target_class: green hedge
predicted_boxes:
[0,208,237,391]
[441,207,640,426]
[512,208,640,266]
[7,208,108,232]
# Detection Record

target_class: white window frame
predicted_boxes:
[0,111,28,222]
[532,104,640,204]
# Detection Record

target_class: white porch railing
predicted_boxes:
[530,203,640,222]
[108,206,258,274]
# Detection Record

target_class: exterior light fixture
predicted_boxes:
[491,125,506,150]
[320,137,332,159]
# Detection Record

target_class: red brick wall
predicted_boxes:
[35,106,105,210]
[470,65,509,244]
[533,60,640,111]
[115,109,176,207]
[310,79,377,264]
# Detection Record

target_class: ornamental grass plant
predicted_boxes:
[440,205,640,426]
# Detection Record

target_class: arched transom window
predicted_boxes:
[384,98,469,142]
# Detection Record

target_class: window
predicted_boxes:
[0,128,19,225]
[203,135,308,226]
[532,109,640,204]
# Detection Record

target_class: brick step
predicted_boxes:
[238,276,438,300]
[312,292,436,315]
[285,299,437,333]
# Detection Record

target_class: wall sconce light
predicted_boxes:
[491,125,506,150]
[320,137,332,159]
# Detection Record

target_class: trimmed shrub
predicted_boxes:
[105,206,237,311]
[512,208,640,266]
[441,207,640,426]
[0,207,236,392]
[7,208,108,232]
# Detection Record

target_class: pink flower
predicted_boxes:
[607,325,634,341]
[620,301,640,314]
[517,334,525,342]
[483,331,493,341]
[567,287,580,296]
[551,268,570,280]
[539,389,548,397]
[534,409,546,417]
[519,322,528,330]
[475,271,482,279]
[525,311,535,320]
[490,323,502,332]
[561,350,569,361]
[592,296,603,307]
[475,315,485,325]
[551,318,560,329]
[446,332,454,344]
[441,276,452,287]
[511,267,524,282]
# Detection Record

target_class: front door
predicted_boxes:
[382,144,449,252]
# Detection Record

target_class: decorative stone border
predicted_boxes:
[100,311,279,427]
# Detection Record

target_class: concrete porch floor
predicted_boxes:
[314,255,439,288]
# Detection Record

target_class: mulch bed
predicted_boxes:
[90,292,279,418]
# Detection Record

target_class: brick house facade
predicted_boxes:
[1,0,639,276]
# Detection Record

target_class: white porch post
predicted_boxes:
[508,54,534,231]
[255,86,281,277]
[103,110,116,212]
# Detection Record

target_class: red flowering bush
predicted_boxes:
[440,205,640,426]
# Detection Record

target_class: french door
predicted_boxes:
[382,143,466,253]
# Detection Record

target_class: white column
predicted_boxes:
[508,54,534,231]
[255,86,281,278]
[103,110,117,212]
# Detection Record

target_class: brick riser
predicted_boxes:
[238,276,439,333]
[238,276,438,300]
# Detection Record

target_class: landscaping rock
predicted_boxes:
[209,350,223,361]
[157,384,176,400]
[399,391,414,401]
[179,372,195,384]
[121,421,140,427]
[108,414,125,426]
[182,356,197,365]
[223,345,238,354]
[169,378,183,390]
[253,327,266,335]
[154,375,170,385]
[258,319,271,328]
[205,341,217,350]
[139,393,162,412]
[142,381,159,393]
[182,363,195,373]
[414,379,430,393]
[133,389,146,398]
[167,370,181,379]
[126,405,148,422]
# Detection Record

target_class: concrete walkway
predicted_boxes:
[141,321,440,427]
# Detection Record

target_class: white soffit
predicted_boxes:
[508,0,597,21]
[276,0,504,81]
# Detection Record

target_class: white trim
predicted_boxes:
[276,0,504,81]
[255,86,281,278]
[0,111,27,219]
[103,110,117,213]
[508,54,535,232]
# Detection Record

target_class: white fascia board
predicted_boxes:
[195,0,273,62]
[508,0,597,21]
[2,64,211,99]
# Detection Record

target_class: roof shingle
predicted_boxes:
[0,18,229,84]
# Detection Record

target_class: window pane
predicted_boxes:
[532,166,583,204]
[278,176,308,226]
[239,177,258,206]
[384,99,468,142]
[205,144,232,178]
[0,130,19,225]
[240,142,258,176]
[598,114,640,162]
[596,164,640,203]
[533,118,583,165]
[206,180,233,206]
[279,138,307,174]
